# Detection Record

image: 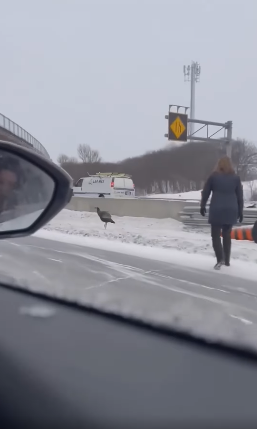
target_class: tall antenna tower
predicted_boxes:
[183,61,201,137]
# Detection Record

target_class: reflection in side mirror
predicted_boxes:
[0,149,55,232]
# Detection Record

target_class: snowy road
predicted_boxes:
[1,234,257,351]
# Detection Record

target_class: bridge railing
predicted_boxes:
[0,113,50,159]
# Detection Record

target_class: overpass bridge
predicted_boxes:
[0,113,50,159]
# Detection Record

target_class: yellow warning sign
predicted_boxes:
[170,116,186,139]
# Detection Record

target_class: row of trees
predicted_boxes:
[57,140,257,195]
[57,144,101,165]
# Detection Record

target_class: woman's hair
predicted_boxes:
[214,156,235,174]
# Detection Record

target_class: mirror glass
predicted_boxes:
[0,149,55,232]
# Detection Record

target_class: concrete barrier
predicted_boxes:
[66,197,196,221]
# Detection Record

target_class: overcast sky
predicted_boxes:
[0,0,256,162]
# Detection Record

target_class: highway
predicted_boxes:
[1,235,257,351]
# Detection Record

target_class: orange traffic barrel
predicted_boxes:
[220,221,257,243]
[230,227,253,241]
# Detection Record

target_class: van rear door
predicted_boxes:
[124,178,135,196]
[113,178,124,197]
[113,177,135,197]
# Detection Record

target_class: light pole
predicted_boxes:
[183,62,201,138]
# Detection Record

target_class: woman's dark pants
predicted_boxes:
[211,225,232,264]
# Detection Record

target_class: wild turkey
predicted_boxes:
[95,207,115,229]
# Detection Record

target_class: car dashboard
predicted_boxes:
[0,283,256,428]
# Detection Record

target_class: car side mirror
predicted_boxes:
[0,141,72,239]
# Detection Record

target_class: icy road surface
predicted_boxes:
[1,232,257,353]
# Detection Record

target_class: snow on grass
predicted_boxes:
[146,190,202,200]
[43,209,186,248]
[40,209,257,268]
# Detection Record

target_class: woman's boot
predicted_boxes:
[223,231,231,266]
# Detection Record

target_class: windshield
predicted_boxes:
[2,0,257,354]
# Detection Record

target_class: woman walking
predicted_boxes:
[200,156,244,270]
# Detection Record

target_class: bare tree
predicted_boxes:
[91,149,102,163]
[57,153,70,165]
[248,180,255,200]
[77,144,102,163]
[68,157,79,163]
[57,154,79,166]
[232,139,257,180]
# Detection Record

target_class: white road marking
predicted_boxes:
[77,258,231,306]
[32,270,48,280]
[8,241,21,247]
[8,242,247,306]
[236,287,247,292]
[222,285,257,298]
[16,245,238,296]
[76,253,230,296]
[4,240,256,319]
[229,314,253,325]
[150,271,230,294]
[25,243,69,255]
[73,254,256,313]
[85,275,131,291]
[19,305,56,318]
[144,281,232,306]
[47,258,63,263]
[216,288,229,293]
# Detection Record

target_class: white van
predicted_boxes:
[73,173,135,198]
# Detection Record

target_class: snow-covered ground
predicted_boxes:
[146,180,257,202]
[42,209,257,266]
[146,189,201,200]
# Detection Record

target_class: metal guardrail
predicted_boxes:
[180,204,257,227]
[0,113,50,159]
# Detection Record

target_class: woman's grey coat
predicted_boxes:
[201,172,244,226]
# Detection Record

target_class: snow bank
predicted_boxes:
[41,209,257,265]
[146,179,257,202]
[147,190,201,200]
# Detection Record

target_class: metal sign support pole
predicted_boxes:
[226,121,233,158]
[190,64,196,137]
